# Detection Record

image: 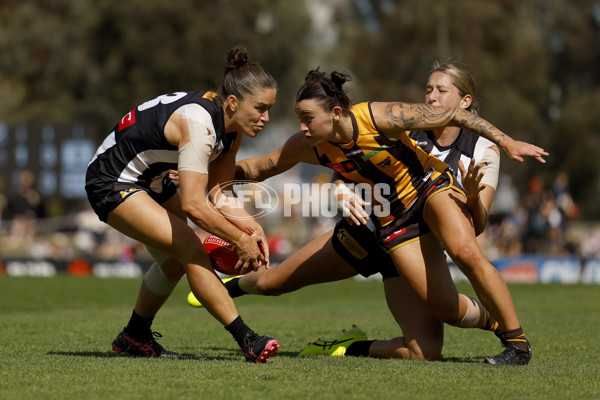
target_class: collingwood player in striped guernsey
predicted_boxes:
[216,67,547,365]
[85,48,280,363]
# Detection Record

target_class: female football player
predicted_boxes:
[197,63,546,365]
[85,48,279,363]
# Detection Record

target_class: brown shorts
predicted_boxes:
[376,171,464,253]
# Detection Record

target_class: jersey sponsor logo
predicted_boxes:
[382,227,407,244]
[361,145,389,161]
[345,149,363,157]
[118,109,136,131]
[119,188,143,199]
[336,228,368,260]
[327,159,360,173]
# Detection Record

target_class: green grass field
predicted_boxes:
[1,275,598,399]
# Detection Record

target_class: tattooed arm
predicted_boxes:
[235,132,320,181]
[371,102,549,163]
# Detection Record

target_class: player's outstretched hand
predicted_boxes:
[501,138,549,164]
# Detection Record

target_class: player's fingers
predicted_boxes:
[458,160,466,177]
[468,157,476,172]
[248,259,260,273]
[233,258,245,273]
[348,197,369,220]
[260,242,270,269]
[252,233,270,268]
[477,171,484,184]
[345,215,357,226]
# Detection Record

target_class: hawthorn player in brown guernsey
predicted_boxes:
[192,62,532,364]
[291,69,547,365]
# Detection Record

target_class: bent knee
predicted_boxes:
[406,340,442,361]
[446,242,486,275]
[426,299,461,325]
[254,277,284,296]
[417,345,442,361]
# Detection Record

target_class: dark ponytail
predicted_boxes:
[217,47,277,105]
[295,68,352,114]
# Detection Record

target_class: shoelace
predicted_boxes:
[137,332,165,353]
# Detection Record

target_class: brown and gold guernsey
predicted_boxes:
[313,102,449,227]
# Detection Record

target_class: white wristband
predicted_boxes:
[333,184,356,216]
[333,183,353,198]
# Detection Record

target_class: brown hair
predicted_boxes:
[216,47,277,105]
[295,69,352,114]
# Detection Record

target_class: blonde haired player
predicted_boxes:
[191,62,546,365]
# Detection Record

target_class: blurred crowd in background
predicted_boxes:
[2,1,600,268]
[1,165,598,267]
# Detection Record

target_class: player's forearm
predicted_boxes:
[383,103,511,146]
[235,157,279,181]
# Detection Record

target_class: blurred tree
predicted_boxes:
[0,0,310,130]
[325,0,600,218]
[544,0,600,218]
[0,0,598,217]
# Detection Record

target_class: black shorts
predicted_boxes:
[331,218,399,280]
[85,174,177,222]
[377,171,463,253]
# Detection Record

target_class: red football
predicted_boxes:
[203,234,247,276]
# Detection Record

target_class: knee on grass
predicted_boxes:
[370,338,441,361]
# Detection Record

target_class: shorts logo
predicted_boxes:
[327,159,360,174]
[118,109,136,131]
[337,228,368,260]
[383,227,407,244]
[119,188,142,199]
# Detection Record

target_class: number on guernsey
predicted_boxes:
[138,92,187,111]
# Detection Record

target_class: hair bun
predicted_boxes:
[305,68,325,81]
[330,71,351,89]
[226,47,250,70]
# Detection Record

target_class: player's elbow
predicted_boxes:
[181,198,207,221]
[234,163,251,180]
[235,160,265,182]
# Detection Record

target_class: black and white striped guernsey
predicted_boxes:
[86,91,237,194]
[409,129,494,187]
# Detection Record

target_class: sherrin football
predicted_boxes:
[203,234,247,276]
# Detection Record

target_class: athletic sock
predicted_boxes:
[225,315,253,347]
[124,310,153,339]
[345,340,375,357]
[500,327,529,352]
[483,315,500,332]
[225,277,248,298]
